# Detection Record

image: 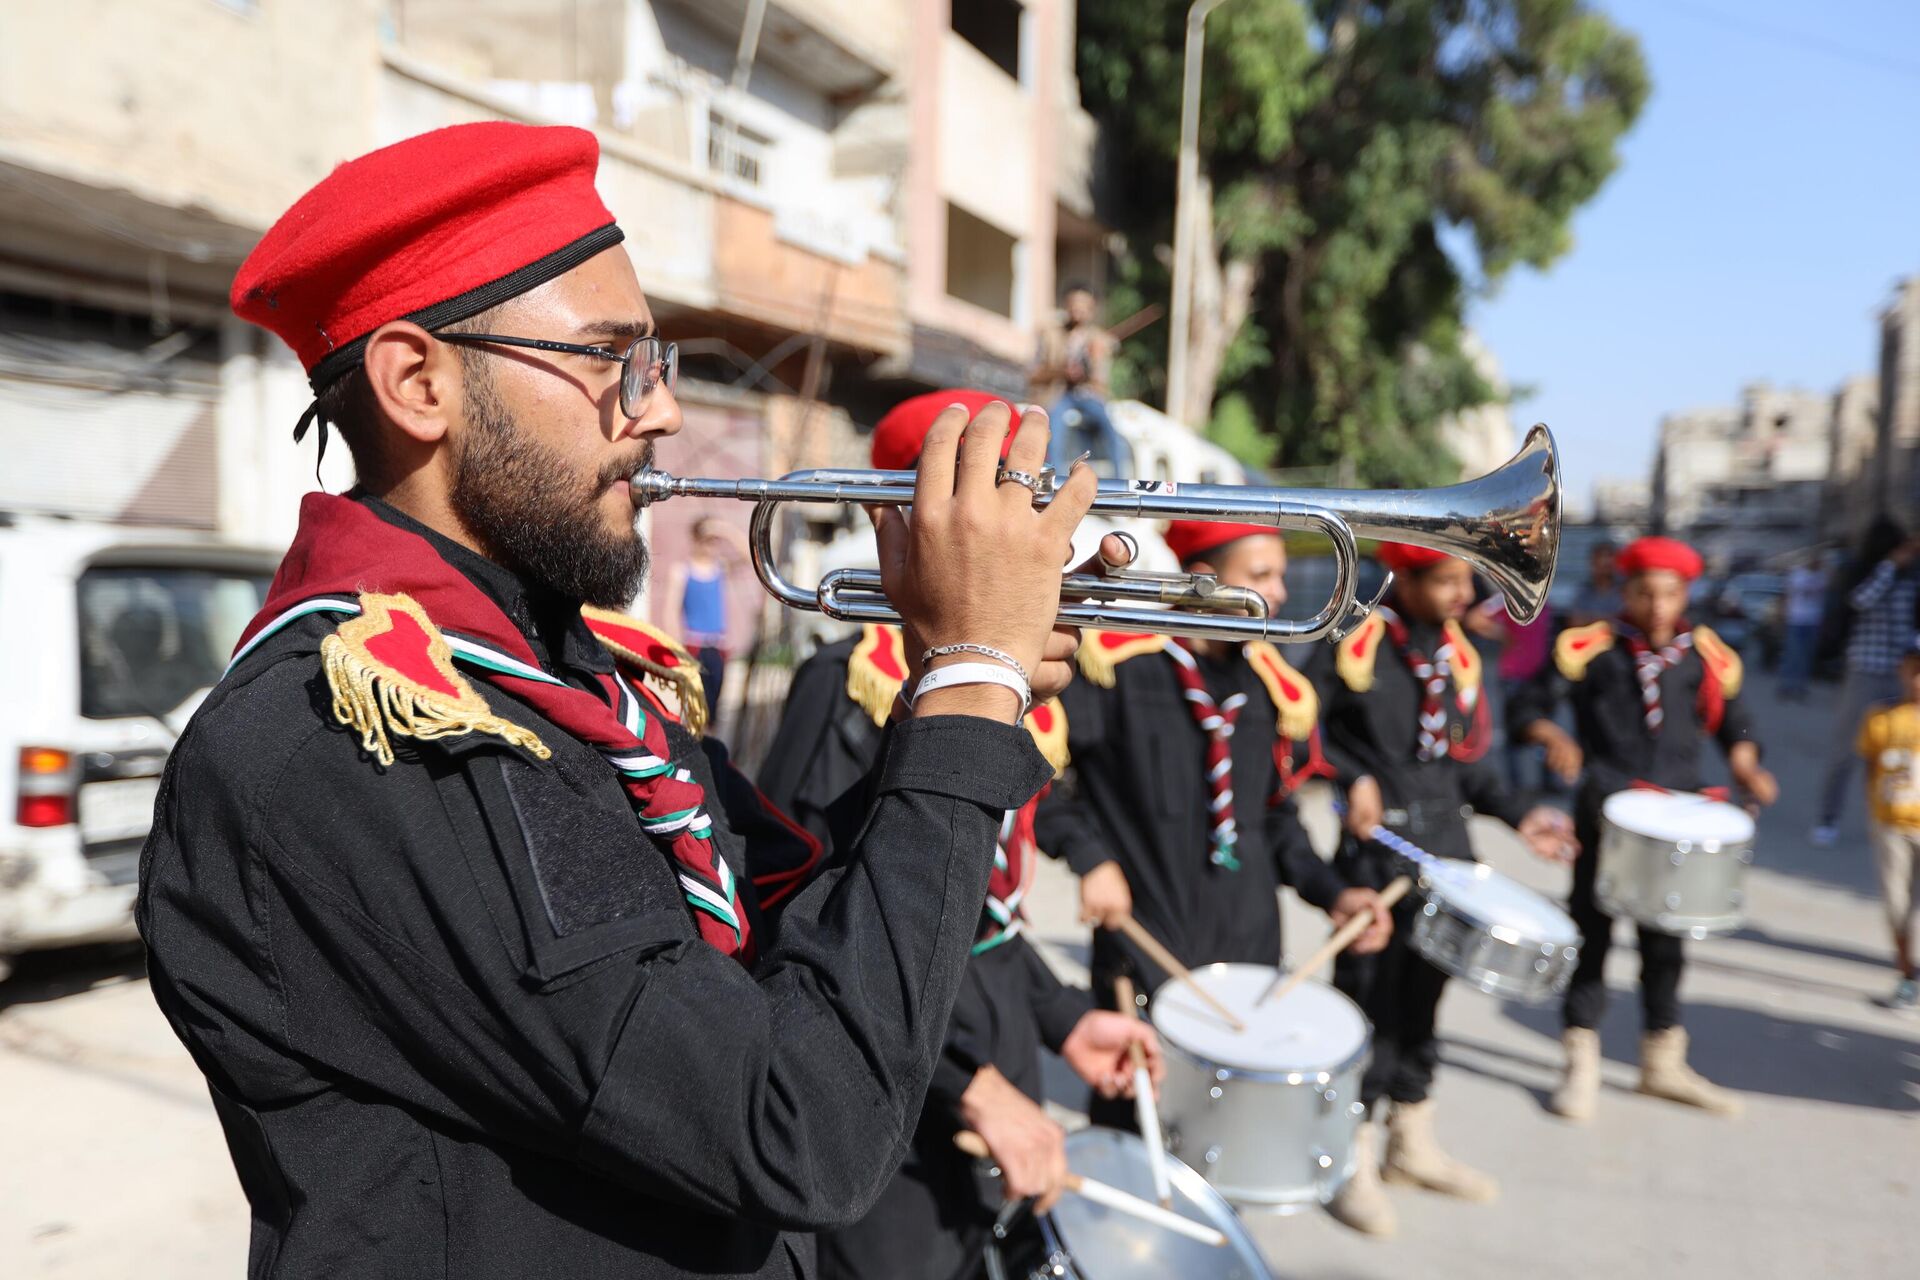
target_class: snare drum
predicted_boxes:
[1410,859,1582,1002]
[1597,790,1754,937]
[1150,963,1368,1211]
[983,1127,1275,1280]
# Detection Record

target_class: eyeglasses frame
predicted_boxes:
[433,331,678,418]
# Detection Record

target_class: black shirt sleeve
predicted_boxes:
[1268,795,1346,911]
[1032,677,1120,876]
[1017,938,1093,1053]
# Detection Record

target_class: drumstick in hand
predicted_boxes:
[1111,915,1245,1032]
[953,1132,1227,1247]
[1258,876,1412,1007]
[1113,975,1172,1209]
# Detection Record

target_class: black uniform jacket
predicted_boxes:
[137,511,1051,1280]
[1312,616,1530,867]
[1506,624,1759,825]
[1032,642,1346,991]
[760,638,1090,1279]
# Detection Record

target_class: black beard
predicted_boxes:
[449,373,651,608]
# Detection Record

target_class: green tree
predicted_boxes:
[1079,0,1648,484]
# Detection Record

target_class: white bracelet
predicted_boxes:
[921,643,1028,683]
[911,661,1031,715]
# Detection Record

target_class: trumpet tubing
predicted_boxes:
[632,425,1561,644]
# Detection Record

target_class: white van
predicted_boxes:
[0,515,278,978]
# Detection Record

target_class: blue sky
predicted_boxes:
[1464,0,1920,511]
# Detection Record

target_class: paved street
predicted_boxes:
[3,669,1916,1278]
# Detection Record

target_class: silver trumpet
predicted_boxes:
[631,424,1561,645]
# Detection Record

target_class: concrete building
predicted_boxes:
[1436,332,1520,482]
[0,0,1105,663]
[1651,382,1831,568]
[1592,477,1651,529]
[1872,275,1920,528]
[1823,373,1880,542]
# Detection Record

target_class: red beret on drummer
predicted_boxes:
[870,389,1025,470]
[1375,542,1454,576]
[1163,521,1278,567]
[231,121,621,437]
[1616,535,1704,582]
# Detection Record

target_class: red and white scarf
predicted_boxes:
[1164,640,1248,871]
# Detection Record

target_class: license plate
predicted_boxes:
[78,777,161,844]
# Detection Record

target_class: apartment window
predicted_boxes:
[953,0,1024,81]
[708,112,770,189]
[945,204,1018,319]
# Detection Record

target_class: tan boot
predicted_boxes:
[1637,1027,1742,1117]
[1326,1118,1397,1238]
[1549,1027,1601,1122]
[1382,1098,1499,1202]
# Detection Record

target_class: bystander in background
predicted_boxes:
[1854,639,1920,1011]
[1030,282,1128,474]
[1779,551,1830,700]
[666,517,749,718]
[1814,520,1920,846]
[1568,540,1621,625]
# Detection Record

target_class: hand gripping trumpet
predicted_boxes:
[632,424,1561,644]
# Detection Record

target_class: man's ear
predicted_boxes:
[362,321,458,447]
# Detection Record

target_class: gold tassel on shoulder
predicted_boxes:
[320,594,548,767]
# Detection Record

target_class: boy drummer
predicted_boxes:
[1316,543,1574,1237]
[1033,521,1394,1125]
[1511,535,1777,1120]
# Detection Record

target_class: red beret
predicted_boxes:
[870,389,1024,470]
[1376,543,1454,575]
[232,122,620,394]
[1164,521,1278,566]
[1616,536,1703,581]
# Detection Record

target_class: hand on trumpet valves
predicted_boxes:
[871,400,1108,722]
[1328,886,1396,955]
[956,1065,1071,1212]
[1060,1010,1165,1100]
[1517,805,1579,864]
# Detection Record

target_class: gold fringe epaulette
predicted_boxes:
[1443,618,1481,693]
[1554,620,1615,682]
[1692,624,1743,698]
[1336,612,1388,692]
[1245,641,1319,741]
[847,624,910,726]
[321,593,548,767]
[1076,631,1168,688]
[581,605,710,736]
[1025,698,1070,778]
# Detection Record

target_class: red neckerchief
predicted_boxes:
[1377,605,1490,762]
[234,494,760,962]
[1165,640,1246,871]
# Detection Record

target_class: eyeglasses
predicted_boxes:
[434,331,679,418]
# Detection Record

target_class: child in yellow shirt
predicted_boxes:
[1856,641,1920,1010]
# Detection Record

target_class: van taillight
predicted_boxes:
[17,747,76,827]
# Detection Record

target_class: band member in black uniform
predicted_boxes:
[1033,521,1394,1126]
[759,390,1163,1280]
[1316,542,1575,1237]
[1511,535,1776,1122]
[136,124,1107,1279]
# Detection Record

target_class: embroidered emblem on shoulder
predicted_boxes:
[1443,619,1481,693]
[1336,613,1388,692]
[1691,624,1743,698]
[1554,620,1615,681]
[847,624,909,726]
[1024,698,1069,777]
[1076,631,1168,689]
[1245,641,1319,740]
[581,605,710,736]
[321,593,548,767]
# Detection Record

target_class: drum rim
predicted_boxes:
[1415,861,1581,945]
[1600,789,1755,842]
[1151,962,1373,1082]
[1049,1126,1275,1276]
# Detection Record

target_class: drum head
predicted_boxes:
[1049,1127,1277,1280]
[1603,789,1754,845]
[1151,963,1368,1074]
[1420,860,1581,945]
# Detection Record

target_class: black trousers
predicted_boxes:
[1564,811,1685,1032]
[1332,837,1453,1108]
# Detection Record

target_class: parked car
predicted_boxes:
[1712,571,1786,667]
[0,514,278,979]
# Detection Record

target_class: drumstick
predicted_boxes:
[1112,915,1246,1032]
[1258,875,1413,1007]
[1112,975,1172,1209]
[952,1132,1228,1248]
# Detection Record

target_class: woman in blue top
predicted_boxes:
[670,517,746,720]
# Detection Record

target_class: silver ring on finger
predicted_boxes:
[996,466,1045,496]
